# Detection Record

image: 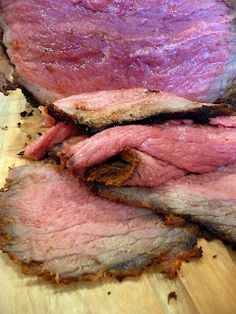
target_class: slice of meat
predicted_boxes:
[24,123,79,160]
[59,121,236,178]
[0,1,235,103]
[0,164,201,283]
[46,88,235,133]
[94,164,236,243]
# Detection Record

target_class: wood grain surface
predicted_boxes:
[0,90,236,314]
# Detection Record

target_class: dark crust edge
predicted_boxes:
[0,240,202,284]
[0,211,201,283]
[20,86,40,107]
[46,103,235,135]
[84,148,140,186]
[92,184,236,247]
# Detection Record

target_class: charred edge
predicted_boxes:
[20,86,40,107]
[46,104,82,128]
[1,244,201,284]
[0,212,200,283]
[46,103,235,135]
[216,94,236,109]
[84,148,140,185]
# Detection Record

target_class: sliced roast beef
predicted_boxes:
[94,164,236,244]
[24,122,79,160]
[58,121,236,183]
[46,89,235,133]
[0,1,235,103]
[0,164,201,282]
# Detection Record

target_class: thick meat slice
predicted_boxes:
[94,164,236,243]
[0,1,235,102]
[59,121,236,178]
[24,123,79,160]
[0,164,201,283]
[46,89,234,133]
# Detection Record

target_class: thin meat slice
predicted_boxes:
[94,164,236,244]
[59,121,236,180]
[46,88,234,133]
[0,1,235,103]
[24,123,79,160]
[0,164,201,283]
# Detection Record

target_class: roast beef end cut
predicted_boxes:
[94,164,236,244]
[0,164,201,283]
[46,89,235,134]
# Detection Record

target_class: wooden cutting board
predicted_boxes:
[0,90,236,314]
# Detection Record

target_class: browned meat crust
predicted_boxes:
[3,244,202,284]
[46,101,235,135]
[85,148,140,186]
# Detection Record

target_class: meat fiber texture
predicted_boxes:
[24,122,79,160]
[59,121,236,181]
[0,164,201,283]
[95,164,236,244]
[25,88,236,160]
[50,117,236,244]
[0,0,235,103]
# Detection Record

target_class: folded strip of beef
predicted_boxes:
[94,164,236,244]
[25,88,236,161]
[84,116,236,186]
[0,164,201,283]
[46,89,235,133]
[0,1,235,103]
[58,120,236,184]
[24,122,79,160]
[85,148,186,188]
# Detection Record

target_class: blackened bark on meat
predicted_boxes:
[46,102,235,135]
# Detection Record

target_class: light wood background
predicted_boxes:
[0,90,236,314]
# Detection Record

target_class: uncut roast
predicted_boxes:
[0,0,235,102]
